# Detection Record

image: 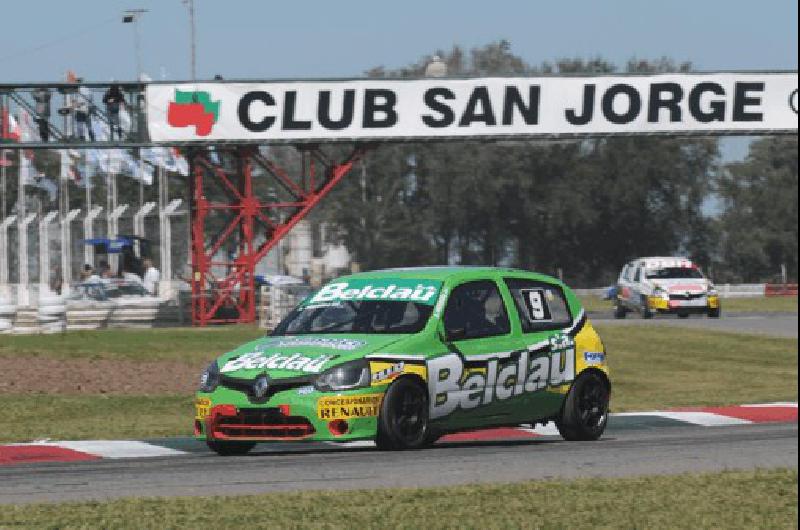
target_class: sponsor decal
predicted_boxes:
[147,74,797,143]
[307,279,441,306]
[296,385,316,396]
[257,337,366,351]
[583,351,606,365]
[195,397,211,420]
[317,393,382,420]
[220,351,334,373]
[371,362,405,384]
[167,90,220,136]
[428,335,576,419]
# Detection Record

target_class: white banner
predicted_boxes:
[146,73,798,143]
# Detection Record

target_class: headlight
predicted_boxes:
[199,361,220,393]
[315,360,371,392]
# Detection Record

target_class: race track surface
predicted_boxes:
[591,312,798,338]
[2,422,795,504]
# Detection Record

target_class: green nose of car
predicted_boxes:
[195,267,610,454]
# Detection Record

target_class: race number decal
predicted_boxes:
[522,289,552,322]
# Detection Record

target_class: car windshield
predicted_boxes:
[271,300,434,336]
[646,267,704,279]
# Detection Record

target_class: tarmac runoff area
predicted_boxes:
[0,404,796,504]
[590,311,798,338]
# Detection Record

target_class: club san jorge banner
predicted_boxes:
[146,72,798,143]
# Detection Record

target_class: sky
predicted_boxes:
[0,0,795,83]
[0,0,796,159]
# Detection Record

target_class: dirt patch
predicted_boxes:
[0,357,205,395]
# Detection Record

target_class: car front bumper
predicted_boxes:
[647,295,719,312]
[194,385,383,443]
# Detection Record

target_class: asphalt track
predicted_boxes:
[590,311,798,338]
[1,422,796,504]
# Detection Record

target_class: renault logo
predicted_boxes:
[253,375,271,399]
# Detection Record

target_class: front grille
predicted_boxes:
[219,374,314,403]
[211,408,316,440]
[669,292,705,301]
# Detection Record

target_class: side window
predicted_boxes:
[444,280,510,340]
[620,264,630,282]
[504,278,573,333]
[633,267,641,282]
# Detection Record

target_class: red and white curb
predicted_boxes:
[1,402,795,465]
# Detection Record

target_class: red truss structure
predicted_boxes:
[189,145,369,325]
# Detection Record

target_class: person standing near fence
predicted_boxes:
[32,87,51,142]
[73,80,95,141]
[103,83,126,141]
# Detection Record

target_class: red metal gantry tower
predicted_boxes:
[188,144,369,325]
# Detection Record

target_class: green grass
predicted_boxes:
[2,469,796,529]
[596,324,798,411]
[0,326,265,361]
[580,294,798,314]
[0,395,193,443]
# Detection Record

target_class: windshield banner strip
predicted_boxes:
[305,279,442,306]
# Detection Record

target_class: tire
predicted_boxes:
[556,371,610,441]
[376,377,432,450]
[613,300,627,319]
[206,440,256,456]
[677,312,690,319]
[708,306,721,318]
[640,296,653,319]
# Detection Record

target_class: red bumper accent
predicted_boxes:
[206,405,316,441]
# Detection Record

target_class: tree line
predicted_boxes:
[316,42,798,286]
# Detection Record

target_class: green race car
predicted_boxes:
[195,267,610,454]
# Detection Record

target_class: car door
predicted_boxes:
[503,277,578,421]
[437,279,521,428]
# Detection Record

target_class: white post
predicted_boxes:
[61,208,81,294]
[133,201,156,238]
[158,198,183,299]
[17,213,37,307]
[0,215,17,287]
[109,204,129,273]
[83,205,103,266]
[38,211,59,292]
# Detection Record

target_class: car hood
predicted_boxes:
[215,334,407,380]
[651,278,710,292]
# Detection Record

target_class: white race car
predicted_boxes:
[614,257,720,319]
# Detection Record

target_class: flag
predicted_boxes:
[1,109,21,142]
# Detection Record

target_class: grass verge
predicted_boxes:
[2,469,796,529]
[580,294,798,314]
[1,395,193,444]
[596,324,798,411]
[0,326,265,362]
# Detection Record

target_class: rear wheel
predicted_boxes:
[556,371,610,441]
[613,300,627,319]
[206,440,256,456]
[376,377,432,450]
[677,312,690,319]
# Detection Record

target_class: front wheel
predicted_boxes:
[556,371,610,441]
[206,440,256,456]
[640,296,654,319]
[376,377,432,450]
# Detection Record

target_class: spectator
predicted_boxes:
[73,80,95,141]
[82,264,101,283]
[98,260,112,279]
[103,83,126,141]
[142,258,161,296]
[50,265,63,295]
[32,87,51,142]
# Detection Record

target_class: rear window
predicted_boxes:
[504,278,572,333]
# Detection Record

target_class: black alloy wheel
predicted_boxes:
[376,377,431,450]
[206,440,256,456]
[640,295,654,319]
[556,371,610,441]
